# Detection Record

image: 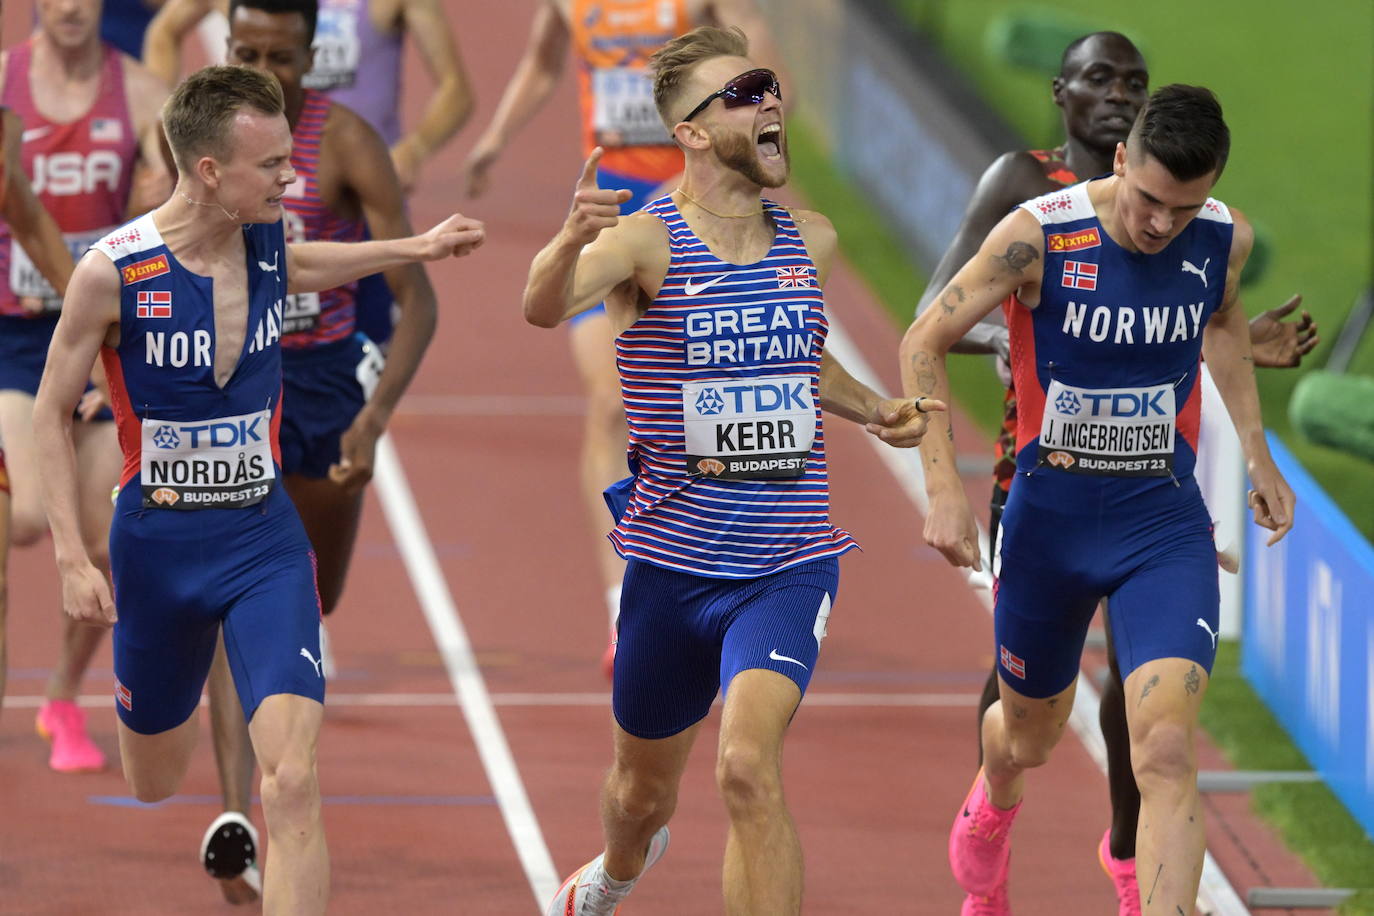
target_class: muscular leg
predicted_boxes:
[568,312,629,595]
[283,475,364,616]
[1100,602,1140,860]
[206,631,259,904]
[600,719,701,882]
[0,489,9,718]
[117,712,201,802]
[44,421,120,702]
[0,391,47,544]
[717,669,805,916]
[982,675,1078,808]
[975,669,1000,767]
[1124,658,1208,913]
[249,693,328,916]
[975,485,1008,766]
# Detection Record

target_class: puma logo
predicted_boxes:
[300,647,324,677]
[1181,258,1210,287]
[1196,617,1219,650]
[258,252,279,273]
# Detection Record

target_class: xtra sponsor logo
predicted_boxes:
[1046,228,1101,252]
[696,458,726,476]
[150,487,180,506]
[122,254,170,285]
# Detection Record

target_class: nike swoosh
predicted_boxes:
[683,273,728,296]
[768,649,808,670]
[22,126,53,143]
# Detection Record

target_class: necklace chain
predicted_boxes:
[675,187,763,220]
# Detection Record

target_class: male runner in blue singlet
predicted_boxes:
[910,31,1317,915]
[903,85,1294,915]
[31,65,483,915]
[525,26,941,916]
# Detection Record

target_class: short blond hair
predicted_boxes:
[650,26,749,125]
[163,65,285,171]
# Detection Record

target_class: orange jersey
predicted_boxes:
[571,0,688,181]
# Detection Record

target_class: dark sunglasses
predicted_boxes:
[682,68,781,123]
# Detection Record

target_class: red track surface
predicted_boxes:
[0,3,1328,913]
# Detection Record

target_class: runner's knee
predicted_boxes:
[1130,718,1195,790]
[606,761,678,822]
[258,752,320,822]
[716,743,782,815]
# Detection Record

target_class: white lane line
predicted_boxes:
[2,691,978,710]
[372,433,559,911]
[823,315,1249,916]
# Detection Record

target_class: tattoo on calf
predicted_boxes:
[1138,674,1160,707]
[1185,665,1200,696]
[993,242,1039,273]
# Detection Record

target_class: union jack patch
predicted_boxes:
[775,265,812,288]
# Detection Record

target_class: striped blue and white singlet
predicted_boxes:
[608,196,857,579]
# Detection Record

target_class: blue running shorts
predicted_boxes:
[109,483,325,734]
[279,333,379,479]
[570,168,667,328]
[993,473,1219,698]
[0,313,114,419]
[613,557,839,739]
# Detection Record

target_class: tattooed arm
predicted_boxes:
[1201,209,1295,545]
[898,208,1045,569]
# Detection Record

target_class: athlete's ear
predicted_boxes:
[1112,142,1127,177]
[194,154,221,190]
[672,120,711,152]
[1051,75,1066,107]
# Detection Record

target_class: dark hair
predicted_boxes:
[650,26,749,124]
[228,0,319,44]
[1059,31,1142,78]
[1127,84,1230,181]
[162,65,285,170]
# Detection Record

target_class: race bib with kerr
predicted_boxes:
[1038,379,1176,477]
[683,375,816,480]
[140,409,276,509]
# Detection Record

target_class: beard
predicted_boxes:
[712,127,790,189]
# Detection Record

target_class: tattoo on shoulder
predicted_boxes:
[1185,665,1200,695]
[992,242,1039,273]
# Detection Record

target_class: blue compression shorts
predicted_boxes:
[570,168,668,327]
[613,557,839,739]
[993,472,1219,698]
[109,483,325,734]
[279,333,378,479]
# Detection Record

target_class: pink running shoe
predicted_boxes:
[35,699,106,773]
[961,881,1012,916]
[546,826,669,916]
[949,768,1020,896]
[1098,829,1142,916]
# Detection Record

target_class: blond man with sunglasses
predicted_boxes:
[524,26,940,916]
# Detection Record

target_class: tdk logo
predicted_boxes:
[696,388,725,416]
[716,381,808,413]
[1054,391,1081,415]
[152,425,181,449]
[163,417,265,449]
[1074,390,1169,418]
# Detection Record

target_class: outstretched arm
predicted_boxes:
[2,111,74,297]
[33,252,122,626]
[1202,212,1294,544]
[462,1,570,197]
[142,0,219,85]
[900,208,1044,568]
[285,213,484,296]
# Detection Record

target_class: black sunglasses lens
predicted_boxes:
[721,70,779,108]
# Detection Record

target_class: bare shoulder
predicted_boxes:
[788,207,836,249]
[615,209,670,256]
[68,247,124,322]
[1223,204,1253,264]
[121,56,171,124]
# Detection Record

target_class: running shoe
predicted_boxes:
[949,768,1019,896]
[546,826,669,916]
[35,699,106,773]
[1097,828,1142,916]
[961,880,1012,915]
[201,811,260,887]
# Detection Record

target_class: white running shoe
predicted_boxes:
[546,826,669,916]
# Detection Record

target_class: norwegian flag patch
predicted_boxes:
[1061,260,1098,291]
[136,290,172,319]
[999,645,1027,680]
[775,265,812,288]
